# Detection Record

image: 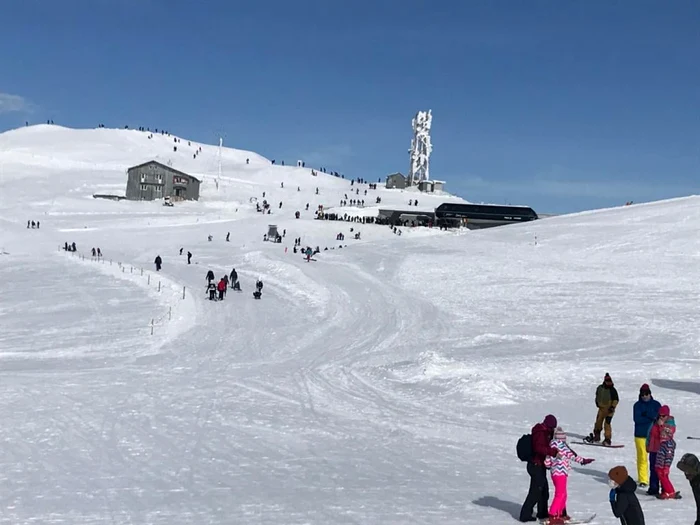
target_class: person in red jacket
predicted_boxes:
[520,414,560,522]
[217,278,226,300]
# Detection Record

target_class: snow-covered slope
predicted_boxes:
[0,125,698,524]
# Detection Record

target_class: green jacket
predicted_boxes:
[596,384,619,409]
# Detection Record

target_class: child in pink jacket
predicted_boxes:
[544,427,595,524]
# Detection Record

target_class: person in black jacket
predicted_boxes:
[154,255,162,271]
[609,465,645,525]
[677,453,700,525]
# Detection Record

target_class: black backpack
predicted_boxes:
[517,433,533,462]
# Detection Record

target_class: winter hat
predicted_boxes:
[608,465,629,486]
[677,453,700,478]
[658,405,671,417]
[553,427,567,441]
[640,383,651,395]
[543,414,558,429]
[604,373,613,384]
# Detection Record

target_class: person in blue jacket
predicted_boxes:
[633,383,661,489]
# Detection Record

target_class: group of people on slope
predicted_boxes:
[519,379,700,525]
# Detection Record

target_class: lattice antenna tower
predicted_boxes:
[407,110,433,186]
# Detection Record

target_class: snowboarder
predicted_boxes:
[543,427,594,523]
[206,270,215,283]
[91,247,96,257]
[226,232,230,242]
[585,373,619,446]
[633,384,661,488]
[187,251,192,264]
[608,466,645,525]
[180,247,183,255]
[217,278,227,300]
[255,279,263,293]
[154,255,162,271]
[676,453,700,524]
[519,414,559,522]
[305,247,313,262]
[230,268,238,285]
[655,414,679,499]
[97,248,102,257]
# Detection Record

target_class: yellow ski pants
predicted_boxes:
[635,437,649,485]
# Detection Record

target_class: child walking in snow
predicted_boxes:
[655,415,680,499]
[544,427,594,524]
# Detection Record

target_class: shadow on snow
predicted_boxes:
[472,496,521,520]
[652,378,700,396]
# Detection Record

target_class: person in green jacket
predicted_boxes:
[585,373,620,446]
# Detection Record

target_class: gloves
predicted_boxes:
[608,407,615,415]
[581,458,594,465]
[609,489,616,502]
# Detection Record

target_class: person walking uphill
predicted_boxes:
[543,427,594,524]
[585,373,619,446]
[154,255,162,271]
[676,453,700,525]
[608,466,645,525]
[520,414,559,522]
[633,384,661,488]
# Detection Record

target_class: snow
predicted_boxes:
[1,124,699,524]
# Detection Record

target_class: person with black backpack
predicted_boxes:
[519,414,559,522]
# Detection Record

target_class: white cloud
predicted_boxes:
[0,92,32,114]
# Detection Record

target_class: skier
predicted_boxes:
[256,279,263,292]
[97,248,102,257]
[608,466,645,525]
[585,373,619,446]
[676,453,700,524]
[519,414,559,522]
[230,268,238,285]
[543,427,594,524]
[633,384,661,488]
[305,247,313,262]
[180,247,183,255]
[91,247,96,257]
[226,232,230,242]
[217,278,227,301]
[206,270,215,283]
[154,255,162,271]
[187,251,192,264]
[655,414,679,499]
[647,405,671,496]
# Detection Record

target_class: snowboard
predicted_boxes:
[538,514,596,524]
[571,441,624,448]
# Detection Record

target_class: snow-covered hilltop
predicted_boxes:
[0,124,699,524]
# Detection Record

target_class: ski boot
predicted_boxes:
[657,491,682,500]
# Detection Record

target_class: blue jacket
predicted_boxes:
[633,395,661,438]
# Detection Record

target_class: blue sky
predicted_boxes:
[1,0,698,213]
